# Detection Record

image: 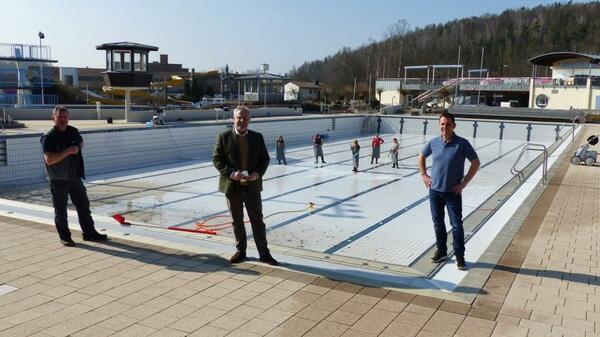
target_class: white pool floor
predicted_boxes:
[3,131,550,272]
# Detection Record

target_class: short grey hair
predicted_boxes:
[233,105,250,116]
[52,105,69,116]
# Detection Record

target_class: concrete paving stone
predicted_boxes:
[3,301,66,325]
[239,318,279,335]
[350,308,397,334]
[265,316,318,337]
[551,325,585,337]
[181,291,218,308]
[380,320,422,337]
[525,300,556,314]
[97,314,138,331]
[163,286,198,301]
[410,296,443,310]
[518,318,552,332]
[421,320,460,337]
[301,284,331,295]
[139,312,180,330]
[78,293,117,308]
[148,327,188,337]
[183,279,214,292]
[467,308,498,321]
[555,305,587,320]
[209,315,249,331]
[208,297,246,311]
[70,324,115,337]
[275,279,309,292]
[256,275,286,286]
[122,304,162,321]
[437,301,470,315]
[492,322,529,337]
[169,306,226,332]
[296,306,332,322]
[325,310,362,326]
[109,323,157,337]
[274,297,313,313]
[225,329,261,337]
[161,303,199,318]
[260,308,295,324]
[562,316,595,332]
[455,324,496,337]
[530,311,563,325]
[44,311,112,336]
[227,288,262,302]
[245,294,281,310]
[242,281,274,294]
[321,289,357,302]
[393,310,431,327]
[0,322,45,337]
[310,298,345,312]
[228,305,265,320]
[304,320,349,337]
[337,300,374,315]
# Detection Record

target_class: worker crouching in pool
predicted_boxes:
[212,106,279,266]
[41,106,108,247]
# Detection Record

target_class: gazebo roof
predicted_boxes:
[96,42,159,52]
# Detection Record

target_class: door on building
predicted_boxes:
[596,96,600,110]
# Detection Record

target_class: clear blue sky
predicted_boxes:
[4,0,579,74]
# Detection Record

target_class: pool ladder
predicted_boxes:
[510,143,548,183]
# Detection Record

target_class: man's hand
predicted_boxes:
[67,146,79,155]
[450,181,467,195]
[421,174,432,188]
[231,171,242,181]
[247,172,260,181]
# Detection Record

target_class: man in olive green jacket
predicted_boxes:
[213,106,278,265]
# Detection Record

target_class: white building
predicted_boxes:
[284,81,320,101]
[528,52,600,111]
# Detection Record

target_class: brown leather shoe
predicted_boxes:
[259,255,279,266]
[229,251,247,264]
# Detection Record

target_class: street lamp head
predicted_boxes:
[38,31,45,39]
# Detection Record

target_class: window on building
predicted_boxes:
[535,94,549,108]
[113,50,131,71]
[133,53,147,72]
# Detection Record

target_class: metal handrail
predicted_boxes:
[510,143,548,183]
[570,114,579,142]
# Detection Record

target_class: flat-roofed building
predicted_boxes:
[528,52,600,111]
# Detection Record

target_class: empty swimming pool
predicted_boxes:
[0,115,579,294]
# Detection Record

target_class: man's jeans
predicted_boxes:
[429,189,465,257]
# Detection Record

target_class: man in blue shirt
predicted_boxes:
[418,112,480,270]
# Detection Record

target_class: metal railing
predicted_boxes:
[510,143,548,183]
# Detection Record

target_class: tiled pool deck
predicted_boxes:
[0,123,598,337]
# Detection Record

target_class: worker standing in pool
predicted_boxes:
[370,134,384,164]
[418,112,480,270]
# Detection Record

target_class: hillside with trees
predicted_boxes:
[290,2,600,102]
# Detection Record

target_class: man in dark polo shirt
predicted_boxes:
[212,106,278,265]
[41,106,108,247]
[418,112,480,270]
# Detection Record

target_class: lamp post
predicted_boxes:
[38,31,45,105]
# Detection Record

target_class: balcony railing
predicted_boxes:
[0,43,52,60]
[0,94,58,107]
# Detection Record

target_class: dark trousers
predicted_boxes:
[226,188,270,257]
[429,189,465,257]
[50,179,96,240]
